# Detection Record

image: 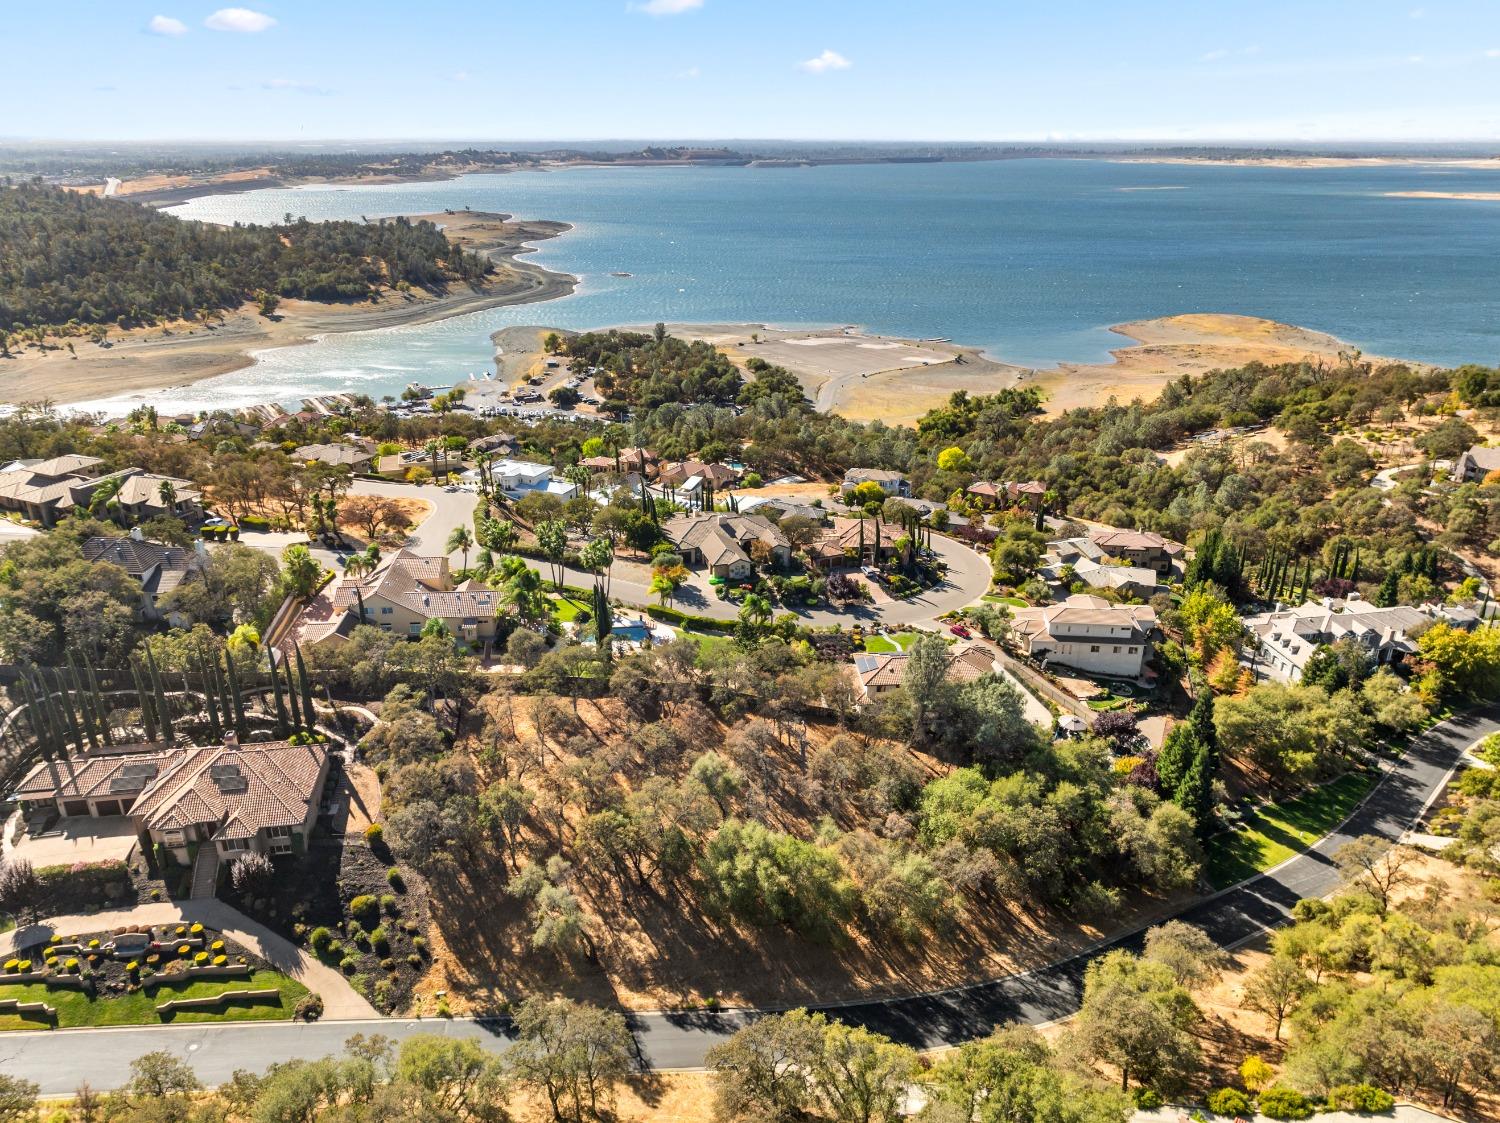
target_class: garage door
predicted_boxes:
[63,800,89,816]
[95,800,120,817]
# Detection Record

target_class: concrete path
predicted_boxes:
[0,899,376,1021]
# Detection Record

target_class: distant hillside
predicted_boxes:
[0,182,492,336]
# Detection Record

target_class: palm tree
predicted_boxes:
[447,525,474,573]
[343,553,369,581]
[157,479,177,513]
[424,439,442,475]
[473,451,494,499]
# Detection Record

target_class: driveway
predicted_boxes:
[6,707,1489,1093]
[2,814,138,867]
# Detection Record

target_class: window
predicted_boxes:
[1128,647,1138,655]
[221,838,249,852]
[380,606,393,615]
[1090,645,1100,653]
[267,825,292,838]
[1113,646,1120,654]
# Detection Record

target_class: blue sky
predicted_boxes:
[7,1,1500,141]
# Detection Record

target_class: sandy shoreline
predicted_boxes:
[1384,190,1500,202]
[1109,155,1500,170]
[485,312,1420,426]
[0,211,576,407]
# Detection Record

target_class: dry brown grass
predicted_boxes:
[407,692,1196,1015]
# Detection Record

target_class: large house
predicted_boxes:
[663,512,790,578]
[293,442,375,472]
[10,733,330,871]
[1041,539,1163,599]
[0,458,200,528]
[292,550,507,650]
[1008,594,1158,678]
[1089,528,1184,577]
[805,517,902,570]
[841,468,909,498]
[850,641,999,702]
[1243,595,1476,682]
[490,459,578,500]
[970,480,1046,509]
[1453,445,1500,484]
[82,532,205,622]
[579,447,659,477]
[657,460,740,490]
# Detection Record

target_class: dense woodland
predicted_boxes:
[0,182,491,336]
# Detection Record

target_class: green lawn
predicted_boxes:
[864,632,919,653]
[983,594,1028,607]
[0,969,309,1030]
[550,596,590,623]
[1206,771,1375,890]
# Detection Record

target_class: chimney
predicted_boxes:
[223,730,238,750]
[129,526,145,542]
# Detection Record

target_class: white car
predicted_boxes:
[860,566,881,580]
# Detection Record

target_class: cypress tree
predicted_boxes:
[1187,687,1218,760]
[1376,568,1400,608]
[284,654,303,733]
[145,647,173,744]
[1349,547,1360,586]
[198,653,222,741]
[224,653,248,739]
[66,658,99,752]
[268,655,290,738]
[295,646,317,734]
[1174,747,1215,840]
[84,658,112,745]
[1156,723,1196,796]
[132,662,157,743]
[51,669,84,754]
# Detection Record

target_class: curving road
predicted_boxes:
[1,707,1492,1094]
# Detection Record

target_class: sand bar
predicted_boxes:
[1385,190,1500,201]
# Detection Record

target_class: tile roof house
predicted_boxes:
[0,460,199,527]
[10,733,330,869]
[1040,541,1163,600]
[849,641,1001,702]
[293,442,376,471]
[1453,445,1500,484]
[657,460,740,489]
[663,512,790,578]
[292,549,507,650]
[841,468,910,497]
[1243,595,1473,682]
[1089,528,1185,577]
[1008,594,1158,678]
[806,517,902,569]
[580,447,659,477]
[81,532,206,622]
[966,481,1002,505]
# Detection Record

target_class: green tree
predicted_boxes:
[1067,950,1201,1095]
[279,543,323,601]
[508,997,633,1123]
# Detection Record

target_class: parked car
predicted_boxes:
[949,623,972,639]
[860,566,881,580]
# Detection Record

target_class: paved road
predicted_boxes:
[4,707,1491,1094]
[247,479,994,629]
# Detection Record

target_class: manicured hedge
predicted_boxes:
[644,606,737,633]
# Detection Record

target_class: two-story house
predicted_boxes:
[1007,594,1158,678]
[841,468,910,498]
[1089,528,1184,577]
[663,512,791,578]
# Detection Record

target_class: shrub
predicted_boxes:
[380,958,396,971]
[177,945,190,956]
[364,823,384,846]
[1326,1085,1395,1113]
[212,955,227,967]
[64,958,79,972]
[370,927,390,956]
[189,922,203,935]
[339,956,358,975]
[436,997,451,1018]
[87,939,99,949]
[294,993,324,1022]
[309,926,334,954]
[1258,1087,1314,1120]
[194,951,209,965]
[349,894,379,924]
[210,940,224,952]
[407,953,422,968]
[1207,1088,1252,1116]
[411,935,427,953]
[386,867,405,891]
[175,926,186,936]
[380,894,398,914]
[1132,1089,1163,1110]
[2,959,16,973]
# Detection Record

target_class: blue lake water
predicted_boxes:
[82,159,1500,413]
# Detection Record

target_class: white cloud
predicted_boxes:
[1410,6,1426,17]
[1487,48,1500,57]
[205,8,277,32]
[678,65,701,79]
[147,15,187,36]
[261,78,331,95]
[452,70,470,82]
[631,0,703,14]
[800,49,852,74]
[1408,54,1426,63]
[1200,49,1229,62]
